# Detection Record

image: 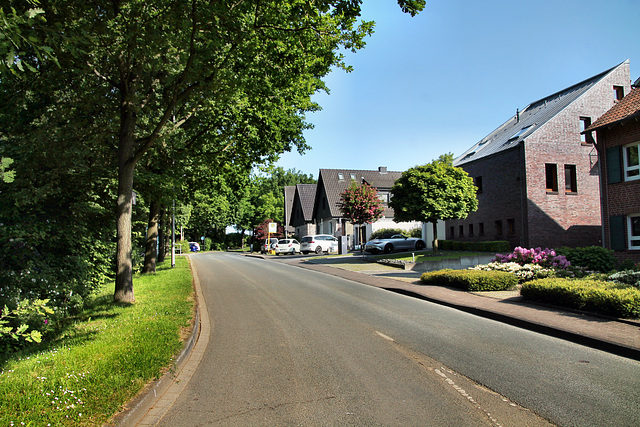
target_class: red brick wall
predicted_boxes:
[598,119,640,264]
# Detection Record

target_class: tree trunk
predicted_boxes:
[432,221,439,254]
[114,97,137,303]
[158,206,166,263]
[142,200,160,273]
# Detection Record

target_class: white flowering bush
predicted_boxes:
[471,262,555,282]
[607,270,640,287]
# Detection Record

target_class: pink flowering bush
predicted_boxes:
[495,247,571,269]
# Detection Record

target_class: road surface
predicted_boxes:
[156,253,639,426]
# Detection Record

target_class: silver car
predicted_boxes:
[364,234,426,254]
[300,234,338,254]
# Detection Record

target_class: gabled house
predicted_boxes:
[584,77,640,263]
[289,183,317,238]
[283,185,296,237]
[312,167,421,246]
[447,61,631,249]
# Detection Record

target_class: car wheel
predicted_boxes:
[315,246,322,254]
[291,249,296,255]
[384,244,393,254]
[415,240,425,250]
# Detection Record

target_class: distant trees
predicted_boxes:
[390,154,478,252]
[338,181,385,253]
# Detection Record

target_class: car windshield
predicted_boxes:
[279,240,291,244]
[301,237,313,243]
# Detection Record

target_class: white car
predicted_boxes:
[275,239,300,255]
[300,234,338,254]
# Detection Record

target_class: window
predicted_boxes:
[495,220,503,236]
[350,173,356,180]
[545,164,558,193]
[564,164,577,193]
[337,173,344,180]
[479,223,485,236]
[469,224,474,236]
[580,117,595,144]
[507,219,515,235]
[614,85,625,101]
[623,142,640,181]
[629,214,640,250]
[449,226,454,238]
[459,225,464,237]
[475,176,483,193]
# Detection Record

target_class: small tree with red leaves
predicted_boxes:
[338,181,385,253]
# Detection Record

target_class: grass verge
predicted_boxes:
[0,257,195,426]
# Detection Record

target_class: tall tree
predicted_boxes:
[389,154,478,252]
[338,181,385,253]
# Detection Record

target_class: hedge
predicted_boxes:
[440,240,511,252]
[420,269,518,291]
[521,278,640,319]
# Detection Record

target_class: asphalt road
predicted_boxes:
[158,253,640,426]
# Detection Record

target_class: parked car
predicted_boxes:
[275,239,300,255]
[261,238,279,254]
[300,234,338,254]
[364,234,425,254]
[189,241,200,252]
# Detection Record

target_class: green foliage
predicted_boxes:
[0,157,14,183]
[1,299,53,352]
[521,278,640,319]
[607,270,640,287]
[338,181,385,225]
[419,269,518,291]
[440,240,511,252]
[556,246,619,272]
[370,228,411,240]
[0,258,194,425]
[390,156,478,241]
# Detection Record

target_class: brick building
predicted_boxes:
[585,77,640,263]
[447,61,631,249]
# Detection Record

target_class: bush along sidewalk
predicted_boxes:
[420,269,518,291]
[0,257,195,426]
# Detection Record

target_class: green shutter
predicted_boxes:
[606,147,622,184]
[609,215,626,250]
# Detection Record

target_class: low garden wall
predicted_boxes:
[377,254,496,271]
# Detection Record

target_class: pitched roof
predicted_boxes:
[585,78,640,132]
[454,61,629,167]
[295,183,317,222]
[284,186,296,227]
[317,168,401,218]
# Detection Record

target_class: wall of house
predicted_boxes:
[523,67,630,248]
[446,148,525,248]
[598,120,640,263]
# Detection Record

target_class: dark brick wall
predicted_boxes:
[597,119,640,263]
[448,63,631,250]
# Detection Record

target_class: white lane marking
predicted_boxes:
[375,331,395,342]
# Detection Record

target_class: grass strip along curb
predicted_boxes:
[0,257,195,426]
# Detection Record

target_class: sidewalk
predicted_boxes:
[279,255,640,361]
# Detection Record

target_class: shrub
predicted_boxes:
[555,246,618,273]
[521,278,640,319]
[471,262,555,282]
[440,240,511,252]
[420,269,518,291]
[370,228,410,240]
[607,270,640,287]
[495,247,570,269]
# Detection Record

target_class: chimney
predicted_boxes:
[378,166,387,174]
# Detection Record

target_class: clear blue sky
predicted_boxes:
[275,0,640,179]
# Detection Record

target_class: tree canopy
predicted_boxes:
[389,154,478,251]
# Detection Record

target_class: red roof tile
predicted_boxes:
[586,86,640,131]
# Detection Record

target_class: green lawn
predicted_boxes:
[367,251,488,263]
[0,257,195,426]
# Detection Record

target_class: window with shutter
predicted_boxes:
[610,215,626,250]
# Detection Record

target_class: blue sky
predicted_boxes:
[275,0,640,179]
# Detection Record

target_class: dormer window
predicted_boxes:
[350,173,356,180]
[337,173,344,180]
[614,85,624,101]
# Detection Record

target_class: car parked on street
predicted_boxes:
[275,239,300,255]
[261,238,279,254]
[300,234,338,254]
[364,234,425,254]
